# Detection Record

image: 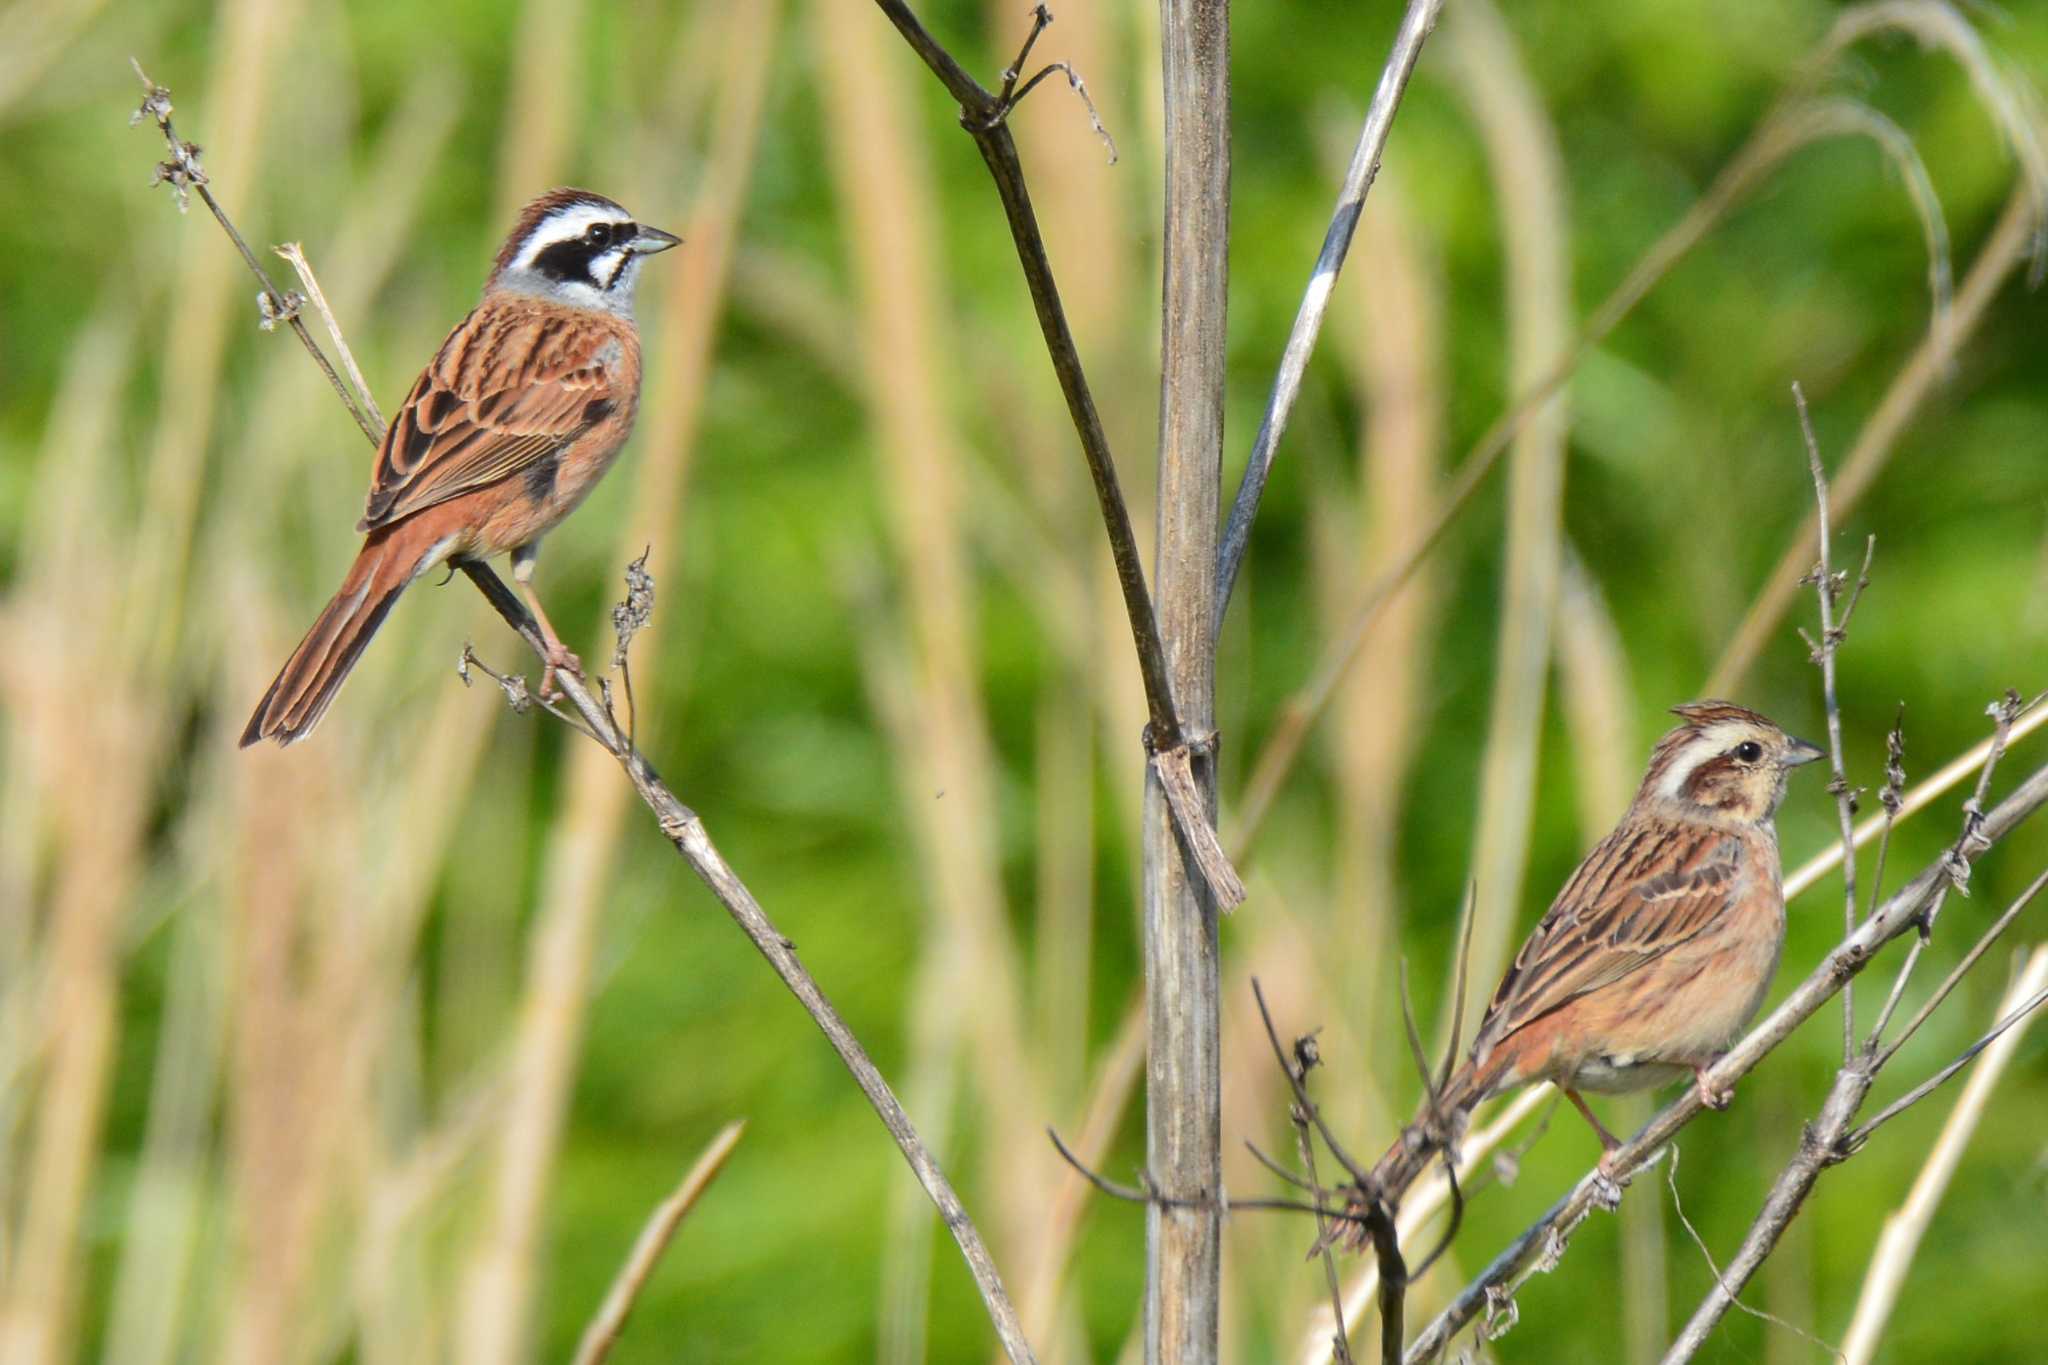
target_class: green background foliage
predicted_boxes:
[1,0,2045,1360]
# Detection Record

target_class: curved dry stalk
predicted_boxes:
[1435,0,1575,1025]
[572,1121,746,1365]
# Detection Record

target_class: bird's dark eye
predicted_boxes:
[585,222,613,247]
[1735,741,1764,763]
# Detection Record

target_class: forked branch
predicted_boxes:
[870,0,1245,907]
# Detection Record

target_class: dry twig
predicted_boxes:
[571,1120,746,1365]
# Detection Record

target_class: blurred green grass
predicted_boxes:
[2,0,2046,1361]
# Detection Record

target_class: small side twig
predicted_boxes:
[130,59,383,448]
[571,1120,747,1365]
[275,241,386,433]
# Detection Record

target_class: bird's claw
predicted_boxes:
[1692,1068,1734,1112]
[538,645,584,702]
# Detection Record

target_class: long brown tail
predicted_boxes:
[240,524,436,748]
[1340,1051,1510,1249]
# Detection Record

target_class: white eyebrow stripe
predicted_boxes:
[511,203,627,270]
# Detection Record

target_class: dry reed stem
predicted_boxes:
[1,9,292,1360]
[0,312,145,1365]
[1146,0,1231,1353]
[0,0,110,112]
[1839,944,2048,1363]
[458,9,778,1361]
[201,79,463,1359]
[1015,1005,1146,1358]
[872,0,1246,911]
[571,1120,747,1365]
[1439,0,1575,1025]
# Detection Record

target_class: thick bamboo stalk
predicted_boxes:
[1145,1,1229,1359]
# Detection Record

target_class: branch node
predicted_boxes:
[1482,1285,1520,1342]
[256,287,306,332]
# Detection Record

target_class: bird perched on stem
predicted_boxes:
[1359,702,1823,1225]
[242,188,680,747]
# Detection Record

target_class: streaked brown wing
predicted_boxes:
[359,308,620,532]
[1477,823,1743,1047]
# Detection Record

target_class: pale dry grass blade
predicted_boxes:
[1440,0,1575,1013]
[167,70,465,1365]
[1553,552,1637,835]
[491,0,589,223]
[1839,944,2048,1364]
[15,30,316,1352]
[572,1121,747,1365]
[456,10,780,1362]
[1706,189,2043,695]
[816,6,1045,1356]
[1016,1007,1145,1357]
[101,890,229,1365]
[0,307,142,1365]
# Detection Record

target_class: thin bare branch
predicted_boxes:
[1846,981,2048,1150]
[1214,0,1445,622]
[1793,381,1866,1062]
[274,241,386,434]
[1872,864,2048,1070]
[1784,700,2048,898]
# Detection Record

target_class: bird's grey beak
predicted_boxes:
[629,225,682,255]
[1787,738,1826,767]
